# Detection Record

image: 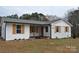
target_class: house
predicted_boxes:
[45,15,60,21]
[0,17,72,40]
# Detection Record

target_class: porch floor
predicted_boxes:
[30,36,50,39]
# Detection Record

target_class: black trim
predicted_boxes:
[50,24,51,39]
[41,26,44,37]
[5,23,6,40]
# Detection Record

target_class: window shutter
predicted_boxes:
[12,23,16,34]
[65,27,67,32]
[21,24,24,33]
[59,26,61,32]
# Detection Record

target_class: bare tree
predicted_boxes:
[67,8,79,38]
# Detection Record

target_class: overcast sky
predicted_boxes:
[0,6,78,17]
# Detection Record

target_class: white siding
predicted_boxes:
[6,23,30,40]
[3,20,71,40]
[51,20,71,38]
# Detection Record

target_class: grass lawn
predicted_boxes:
[0,38,79,53]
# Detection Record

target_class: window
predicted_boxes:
[65,27,69,32]
[30,25,39,33]
[45,26,48,32]
[12,24,24,34]
[55,26,60,32]
[16,25,21,33]
[36,26,39,33]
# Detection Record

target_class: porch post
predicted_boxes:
[50,24,51,39]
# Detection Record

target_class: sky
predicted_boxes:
[0,6,78,17]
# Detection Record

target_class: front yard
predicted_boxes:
[0,38,79,53]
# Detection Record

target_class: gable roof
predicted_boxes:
[50,19,73,27]
[63,20,73,27]
[1,17,72,26]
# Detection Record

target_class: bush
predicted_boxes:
[18,38,21,40]
[14,39,17,40]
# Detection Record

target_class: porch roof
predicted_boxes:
[2,18,51,25]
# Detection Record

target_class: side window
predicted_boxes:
[65,27,69,32]
[45,26,48,32]
[55,26,61,32]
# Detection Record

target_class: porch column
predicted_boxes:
[50,24,51,39]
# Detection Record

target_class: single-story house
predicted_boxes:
[0,17,72,40]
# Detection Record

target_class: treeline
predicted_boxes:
[67,7,79,38]
[5,12,48,21]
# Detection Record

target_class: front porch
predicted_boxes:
[30,24,51,39]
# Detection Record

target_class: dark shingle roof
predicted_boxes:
[2,18,50,25]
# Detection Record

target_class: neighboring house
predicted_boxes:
[0,17,72,40]
[45,15,60,21]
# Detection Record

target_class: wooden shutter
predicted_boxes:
[59,26,61,32]
[12,23,16,34]
[21,24,24,33]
